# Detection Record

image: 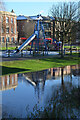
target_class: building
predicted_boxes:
[0,10,18,44]
[17,15,55,42]
[17,14,79,45]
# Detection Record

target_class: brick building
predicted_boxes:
[17,15,55,42]
[17,14,78,45]
[0,10,18,44]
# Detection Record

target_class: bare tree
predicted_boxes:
[0,0,6,45]
[0,0,5,11]
[50,2,80,57]
[0,0,3,41]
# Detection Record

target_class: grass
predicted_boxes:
[0,45,31,50]
[1,56,80,75]
[64,45,80,49]
[65,52,79,56]
[1,45,80,50]
[0,47,16,50]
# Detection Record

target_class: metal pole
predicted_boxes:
[61,31,64,58]
[6,38,7,50]
[37,20,39,53]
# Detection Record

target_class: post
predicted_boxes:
[60,31,64,58]
[53,20,55,41]
[70,35,72,55]
[6,38,8,50]
[37,20,39,54]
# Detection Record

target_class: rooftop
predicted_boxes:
[17,14,55,21]
[0,11,16,16]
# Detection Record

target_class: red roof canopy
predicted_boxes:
[21,37,27,40]
[45,38,52,40]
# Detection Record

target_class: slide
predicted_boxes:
[16,33,36,53]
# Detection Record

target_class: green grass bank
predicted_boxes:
[1,56,80,75]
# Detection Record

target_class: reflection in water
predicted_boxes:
[0,74,18,91]
[0,64,80,118]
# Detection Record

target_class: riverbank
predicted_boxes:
[1,55,80,75]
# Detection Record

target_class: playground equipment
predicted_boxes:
[14,14,62,56]
[15,14,48,55]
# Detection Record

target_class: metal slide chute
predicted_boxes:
[16,33,36,53]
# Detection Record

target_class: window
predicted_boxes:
[15,38,16,42]
[11,37,14,42]
[2,27,4,33]
[1,16,3,22]
[2,37,4,42]
[15,27,16,34]
[14,19,16,24]
[6,37,9,42]
[11,18,13,23]
[11,27,13,33]
[6,17,9,23]
[6,27,9,33]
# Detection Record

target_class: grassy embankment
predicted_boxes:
[0,47,16,50]
[64,45,80,49]
[1,56,80,75]
[1,45,80,50]
[0,46,31,50]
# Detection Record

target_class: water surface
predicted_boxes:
[0,64,80,118]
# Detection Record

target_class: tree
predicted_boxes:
[50,2,80,57]
[0,0,6,44]
[0,0,5,11]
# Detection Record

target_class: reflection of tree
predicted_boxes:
[43,77,80,118]
[31,87,80,119]
[61,67,64,85]
[28,67,80,118]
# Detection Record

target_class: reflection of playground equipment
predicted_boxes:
[23,70,48,87]
[22,65,79,87]
[22,65,79,102]
[0,74,18,91]
[23,70,48,102]
[23,75,36,87]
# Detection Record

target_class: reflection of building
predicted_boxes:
[71,64,80,76]
[23,65,80,90]
[49,65,80,78]
[0,10,18,44]
[0,74,18,91]
[23,65,80,101]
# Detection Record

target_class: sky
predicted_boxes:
[5,2,53,16]
[4,0,80,16]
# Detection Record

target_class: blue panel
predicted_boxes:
[29,16,37,20]
[17,16,27,20]
[50,16,55,20]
